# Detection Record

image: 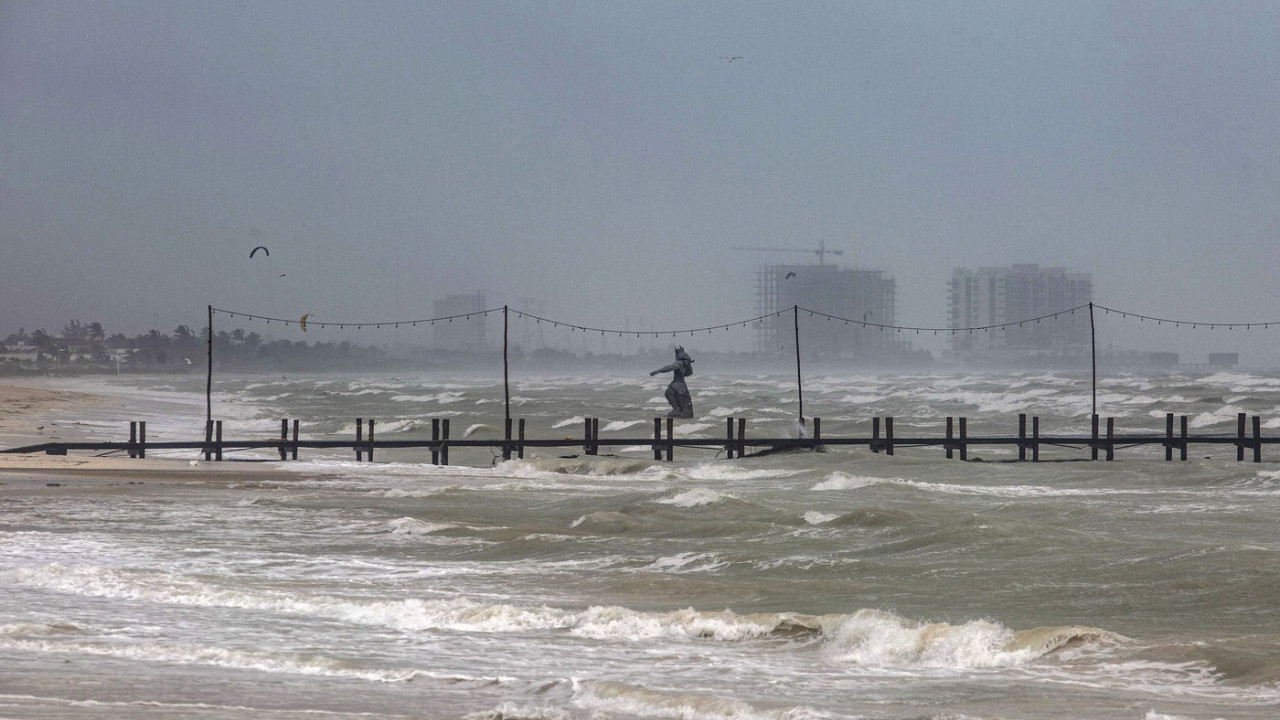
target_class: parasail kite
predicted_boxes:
[250,245,269,258]
[300,313,312,332]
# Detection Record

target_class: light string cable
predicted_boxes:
[211,305,790,337]
[1092,303,1280,330]
[216,301,1280,337]
[508,308,790,337]
[211,304,1116,337]
[798,302,1095,335]
[209,306,507,330]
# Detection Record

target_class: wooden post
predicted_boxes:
[584,418,594,456]
[431,418,440,465]
[1237,412,1246,462]
[885,416,894,456]
[726,417,735,459]
[215,420,223,461]
[737,417,746,458]
[356,418,363,462]
[441,419,450,465]
[518,418,526,460]
[1091,414,1099,461]
[1253,415,1262,463]
[503,417,512,461]
[1106,417,1115,461]
[129,421,137,458]
[872,417,881,453]
[945,417,954,459]
[1180,415,1188,461]
[204,420,213,461]
[279,419,288,460]
[959,417,968,461]
[1018,413,1027,461]
[653,418,662,461]
[593,417,600,456]
[1165,413,1174,461]
[812,417,822,450]
[666,417,674,462]
[367,419,375,462]
[291,419,299,460]
[1032,416,1040,461]
[139,421,146,459]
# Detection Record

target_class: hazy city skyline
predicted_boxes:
[5,2,1280,362]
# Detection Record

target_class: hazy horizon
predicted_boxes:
[5,2,1280,363]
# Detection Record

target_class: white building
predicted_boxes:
[947,264,1092,361]
[432,292,489,352]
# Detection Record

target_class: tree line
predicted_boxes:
[1,320,389,374]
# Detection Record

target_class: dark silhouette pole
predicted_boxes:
[1090,302,1097,417]
[794,305,804,428]
[206,304,213,429]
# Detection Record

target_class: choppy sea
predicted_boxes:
[2,368,1279,719]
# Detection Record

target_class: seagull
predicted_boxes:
[721,55,743,62]
[785,271,797,279]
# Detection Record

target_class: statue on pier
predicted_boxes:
[650,345,695,418]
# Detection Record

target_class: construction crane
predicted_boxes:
[732,241,844,266]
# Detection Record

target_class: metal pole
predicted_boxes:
[206,305,213,429]
[1089,302,1097,417]
[794,305,804,427]
[503,305,510,422]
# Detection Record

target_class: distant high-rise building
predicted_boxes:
[947,264,1092,360]
[432,292,488,351]
[752,263,900,359]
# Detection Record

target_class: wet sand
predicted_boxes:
[0,381,299,489]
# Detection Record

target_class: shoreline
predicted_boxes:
[1,380,300,487]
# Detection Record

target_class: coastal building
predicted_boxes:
[751,262,905,361]
[947,264,1093,362]
[432,292,488,352]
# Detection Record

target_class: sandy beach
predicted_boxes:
[0,381,299,488]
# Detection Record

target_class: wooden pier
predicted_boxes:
[2,412,1276,465]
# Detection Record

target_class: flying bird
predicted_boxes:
[250,245,269,258]
[721,55,743,62]
[785,271,797,279]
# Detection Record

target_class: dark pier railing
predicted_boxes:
[2,412,1276,465]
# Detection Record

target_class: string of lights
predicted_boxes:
[800,303,1093,335]
[1093,303,1278,330]
[210,306,504,330]
[506,308,789,337]
[210,302,1280,337]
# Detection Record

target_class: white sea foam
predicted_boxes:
[386,517,453,535]
[682,463,800,482]
[464,702,573,720]
[803,511,840,525]
[656,489,733,507]
[811,473,886,491]
[0,635,417,683]
[823,609,1109,670]
[390,392,466,404]
[572,679,793,720]
[672,423,713,436]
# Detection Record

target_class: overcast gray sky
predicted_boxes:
[4,1,1280,359]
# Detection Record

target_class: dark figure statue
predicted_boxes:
[650,345,695,418]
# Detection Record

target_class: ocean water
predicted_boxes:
[3,369,1279,719]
